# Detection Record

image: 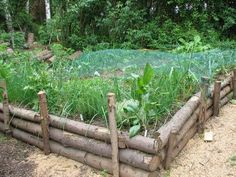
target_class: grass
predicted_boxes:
[230,154,236,166]
[0,45,236,135]
[0,133,7,142]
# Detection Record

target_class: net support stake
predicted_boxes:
[198,76,210,133]
[38,91,51,155]
[0,80,10,133]
[164,129,177,170]
[107,93,119,177]
[233,69,236,99]
[213,81,221,117]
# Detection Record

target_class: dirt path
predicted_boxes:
[163,103,236,177]
[0,134,106,177]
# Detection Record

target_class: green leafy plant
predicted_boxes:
[174,35,211,53]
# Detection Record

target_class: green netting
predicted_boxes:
[73,49,236,80]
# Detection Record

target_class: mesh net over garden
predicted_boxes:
[73,49,236,80]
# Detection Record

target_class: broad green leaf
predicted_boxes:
[230,99,236,105]
[143,63,154,85]
[129,124,141,138]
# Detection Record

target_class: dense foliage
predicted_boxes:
[0,0,235,50]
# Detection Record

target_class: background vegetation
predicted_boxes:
[0,0,235,50]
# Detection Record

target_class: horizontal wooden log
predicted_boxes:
[36,50,53,61]
[0,115,160,171]
[0,123,159,177]
[158,93,201,148]
[68,51,82,60]
[0,103,159,154]
[158,83,233,148]
[172,125,197,158]
[159,91,233,164]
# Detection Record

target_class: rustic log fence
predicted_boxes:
[0,72,235,176]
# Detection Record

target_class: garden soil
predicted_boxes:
[0,103,235,177]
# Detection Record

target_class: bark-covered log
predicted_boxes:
[68,51,82,60]
[164,130,177,169]
[159,91,233,164]
[157,93,201,148]
[36,50,53,61]
[233,70,236,99]
[213,81,221,116]
[0,115,161,171]
[0,123,159,177]
[172,125,197,158]
[176,91,232,145]
[38,91,50,155]
[0,103,159,154]
[107,93,119,177]
[27,33,34,48]
[158,83,232,148]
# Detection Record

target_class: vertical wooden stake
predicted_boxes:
[164,130,177,169]
[198,76,210,133]
[233,69,236,99]
[213,81,221,117]
[0,80,10,132]
[38,91,50,155]
[107,93,119,177]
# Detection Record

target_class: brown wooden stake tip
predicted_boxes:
[201,76,210,83]
[38,91,46,96]
[107,93,116,97]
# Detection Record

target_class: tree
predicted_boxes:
[2,0,14,48]
[45,0,51,21]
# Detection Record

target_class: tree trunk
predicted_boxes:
[26,0,30,14]
[3,0,14,49]
[45,0,51,21]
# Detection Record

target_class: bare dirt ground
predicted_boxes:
[1,104,235,177]
[0,134,105,177]
[162,103,236,177]
[0,135,35,177]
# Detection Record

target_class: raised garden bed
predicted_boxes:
[0,71,235,176]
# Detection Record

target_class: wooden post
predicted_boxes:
[0,80,10,132]
[233,69,236,99]
[198,76,210,133]
[38,91,50,155]
[107,93,119,177]
[27,32,34,48]
[213,81,221,116]
[164,130,177,169]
